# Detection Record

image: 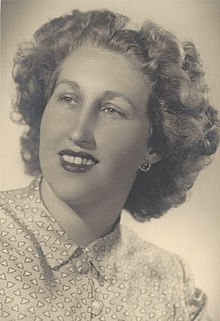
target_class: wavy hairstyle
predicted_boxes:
[12,9,219,220]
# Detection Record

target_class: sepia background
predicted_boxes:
[1,0,220,318]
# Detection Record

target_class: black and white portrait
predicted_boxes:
[1,1,219,320]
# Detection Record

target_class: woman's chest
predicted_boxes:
[2,257,187,321]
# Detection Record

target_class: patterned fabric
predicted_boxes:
[0,177,210,321]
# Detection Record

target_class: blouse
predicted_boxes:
[0,177,210,321]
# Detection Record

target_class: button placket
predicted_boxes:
[88,261,105,318]
[74,245,107,318]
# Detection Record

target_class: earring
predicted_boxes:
[139,159,151,173]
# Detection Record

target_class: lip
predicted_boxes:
[59,149,99,173]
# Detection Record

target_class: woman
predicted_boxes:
[0,9,219,321]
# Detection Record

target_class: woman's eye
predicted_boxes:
[100,105,125,118]
[59,95,80,106]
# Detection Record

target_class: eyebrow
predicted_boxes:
[103,91,137,110]
[54,80,137,110]
[55,79,80,90]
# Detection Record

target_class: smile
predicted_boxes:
[59,150,99,173]
[62,155,96,166]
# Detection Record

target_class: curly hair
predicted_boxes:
[12,9,219,220]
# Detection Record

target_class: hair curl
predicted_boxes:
[12,9,219,220]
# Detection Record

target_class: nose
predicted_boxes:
[69,110,97,150]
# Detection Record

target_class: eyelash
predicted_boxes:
[59,95,80,106]
[58,95,126,118]
[100,105,125,118]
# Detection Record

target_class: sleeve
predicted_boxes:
[178,258,213,321]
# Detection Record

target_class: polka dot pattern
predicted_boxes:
[0,177,210,320]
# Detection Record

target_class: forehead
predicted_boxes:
[60,44,145,73]
[55,45,152,100]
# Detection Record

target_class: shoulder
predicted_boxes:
[0,177,41,238]
[118,225,210,320]
[0,177,41,214]
[0,185,28,219]
[0,185,29,244]
[118,224,192,299]
[119,224,184,277]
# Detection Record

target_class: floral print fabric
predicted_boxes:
[0,177,210,320]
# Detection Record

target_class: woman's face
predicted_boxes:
[40,45,155,208]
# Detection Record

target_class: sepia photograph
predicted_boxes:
[1,1,220,320]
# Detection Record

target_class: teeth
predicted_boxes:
[87,159,95,165]
[63,155,74,163]
[74,156,82,165]
[62,155,95,166]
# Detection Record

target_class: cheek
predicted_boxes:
[40,106,67,143]
[39,109,61,158]
[40,105,53,134]
[99,123,149,166]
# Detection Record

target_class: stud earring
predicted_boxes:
[139,159,151,173]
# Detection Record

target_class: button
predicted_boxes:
[91,300,103,316]
[75,260,90,274]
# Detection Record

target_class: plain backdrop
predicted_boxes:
[1,0,220,319]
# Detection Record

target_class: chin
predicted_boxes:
[47,172,94,206]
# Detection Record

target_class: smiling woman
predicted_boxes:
[40,46,154,221]
[0,7,219,321]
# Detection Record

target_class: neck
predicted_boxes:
[40,177,123,247]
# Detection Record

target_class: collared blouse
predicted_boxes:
[0,177,210,321]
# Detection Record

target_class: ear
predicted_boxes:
[145,147,162,165]
[145,127,162,165]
